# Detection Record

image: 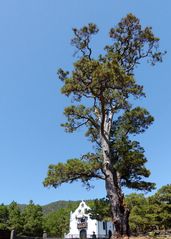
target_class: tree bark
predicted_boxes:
[104,166,130,239]
[101,121,130,239]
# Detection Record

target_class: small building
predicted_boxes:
[65,201,114,239]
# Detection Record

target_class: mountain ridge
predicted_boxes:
[16,200,91,214]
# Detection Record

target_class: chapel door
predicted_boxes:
[80,229,87,239]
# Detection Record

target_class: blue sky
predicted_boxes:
[0,0,170,205]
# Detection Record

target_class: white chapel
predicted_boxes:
[65,201,114,239]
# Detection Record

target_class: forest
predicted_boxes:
[0,184,170,238]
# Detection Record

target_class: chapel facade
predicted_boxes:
[65,201,114,239]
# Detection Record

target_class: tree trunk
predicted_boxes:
[101,126,130,239]
[104,167,130,239]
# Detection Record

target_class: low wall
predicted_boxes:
[0,229,11,239]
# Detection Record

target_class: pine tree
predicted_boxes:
[153,184,171,230]
[44,14,165,238]
[8,201,23,234]
[0,204,8,230]
[22,200,43,237]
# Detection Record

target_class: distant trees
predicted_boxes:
[43,208,70,238]
[0,200,79,237]
[8,201,22,234]
[89,185,171,234]
[150,184,171,230]
[126,193,155,233]
[43,202,78,238]
[0,204,8,230]
[22,200,43,237]
[126,185,171,233]
[0,201,43,237]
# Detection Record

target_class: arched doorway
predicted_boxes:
[80,229,87,239]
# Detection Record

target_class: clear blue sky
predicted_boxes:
[0,0,170,205]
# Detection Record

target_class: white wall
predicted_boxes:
[65,201,114,239]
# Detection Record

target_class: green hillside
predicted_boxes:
[17,199,94,215]
[42,200,81,214]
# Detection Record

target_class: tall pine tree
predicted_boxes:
[44,14,164,238]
